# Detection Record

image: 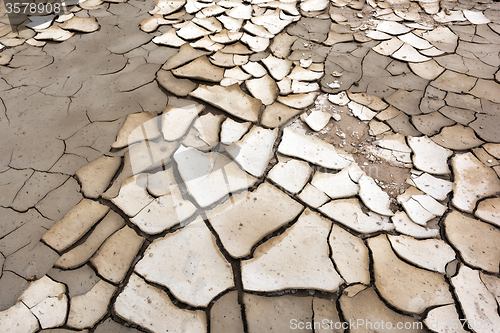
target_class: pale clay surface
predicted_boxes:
[3,0,500,331]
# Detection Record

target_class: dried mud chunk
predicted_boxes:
[241,209,343,292]
[444,211,500,274]
[367,235,453,314]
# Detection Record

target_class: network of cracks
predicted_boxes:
[1,0,500,332]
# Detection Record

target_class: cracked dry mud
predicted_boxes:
[1,0,500,332]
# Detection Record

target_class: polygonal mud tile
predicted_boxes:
[210,51,240,67]
[424,304,467,333]
[392,211,439,238]
[399,193,446,226]
[475,198,500,227]
[210,291,244,333]
[392,43,430,63]
[431,124,484,150]
[268,159,312,193]
[176,21,212,40]
[242,209,343,292]
[140,15,175,33]
[388,235,456,274]
[386,113,422,137]
[330,225,369,285]
[430,70,477,94]
[319,198,394,233]
[0,302,39,333]
[367,235,453,314]
[301,110,331,131]
[207,182,303,258]
[174,145,257,207]
[217,16,244,32]
[153,29,186,46]
[115,274,206,332]
[192,17,223,33]
[376,21,411,35]
[90,226,144,284]
[269,32,297,58]
[75,156,121,199]
[408,136,452,175]
[276,91,318,108]
[111,176,155,217]
[19,275,67,329]
[131,185,197,234]
[323,30,353,46]
[288,66,324,81]
[34,26,74,41]
[358,174,393,216]
[251,9,294,35]
[135,217,233,307]
[220,118,251,145]
[372,37,404,56]
[260,101,303,127]
[483,143,500,160]
[219,39,252,54]
[55,210,125,269]
[278,128,353,170]
[444,211,500,274]
[340,286,426,333]
[470,114,500,143]
[469,79,500,104]
[311,168,359,199]
[183,113,224,151]
[226,126,278,177]
[162,98,205,141]
[221,66,252,86]
[451,266,500,333]
[385,90,424,116]
[162,44,210,70]
[451,153,500,213]
[369,120,391,135]
[347,101,377,121]
[375,105,400,121]
[277,77,293,95]
[67,280,116,329]
[439,106,475,126]
[128,139,179,178]
[297,183,329,209]
[261,54,292,80]
[347,92,388,111]
[245,74,278,105]
[410,172,452,201]
[300,0,328,12]
[210,29,243,43]
[60,17,99,32]
[156,70,198,97]
[111,112,161,149]
[244,294,312,333]
[241,34,270,53]
[464,10,490,24]
[242,61,267,77]
[172,56,224,82]
[190,84,261,122]
[421,26,458,53]
[42,199,110,252]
